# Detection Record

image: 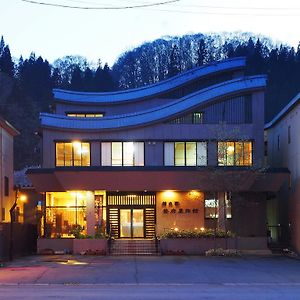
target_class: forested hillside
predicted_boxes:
[0,32,299,169]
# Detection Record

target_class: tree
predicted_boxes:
[168,44,181,78]
[0,45,14,77]
[196,39,207,66]
[70,66,83,90]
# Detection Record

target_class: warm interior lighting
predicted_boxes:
[72,141,81,148]
[227,145,234,153]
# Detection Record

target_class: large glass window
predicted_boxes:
[45,191,93,238]
[164,141,207,166]
[56,142,90,167]
[204,192,232,219]
[217,141,252,166]
[102,142,144,166]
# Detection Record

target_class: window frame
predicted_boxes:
[217,140,253,166]
[55,141,91,167]
[164,141,208,166]
[102,141,145,167]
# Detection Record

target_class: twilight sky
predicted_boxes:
[0,0,300,66]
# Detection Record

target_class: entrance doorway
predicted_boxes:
[107,193,156,239]
[120,209,144,238]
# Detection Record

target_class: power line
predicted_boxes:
[20,0,180,10]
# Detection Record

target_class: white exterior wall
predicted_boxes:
[0,127,15,222]
[267,103,300,252]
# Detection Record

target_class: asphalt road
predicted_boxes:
[1,255,300,299]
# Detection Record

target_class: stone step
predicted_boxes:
[109,239,160,256]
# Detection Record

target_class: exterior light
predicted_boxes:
[72,141,81,148]
[189,190,200,198]
[19,194,27,202]
[174,227,179,231]
[163,190,175,198]
[200,227,205,231]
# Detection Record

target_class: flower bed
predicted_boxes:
[159,229,268,255]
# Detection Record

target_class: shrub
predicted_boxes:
[158,229,234,239]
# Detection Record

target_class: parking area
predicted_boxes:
[0,254,300,285]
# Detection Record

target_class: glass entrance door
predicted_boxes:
[120,209,144,238]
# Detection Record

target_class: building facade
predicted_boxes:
[27,57,287,243]
[0,117,19,222]
[265,92,300,252]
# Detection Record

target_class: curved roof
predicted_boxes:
[265,92,300,129]
[41,75,266,131]
[53,57,246,104]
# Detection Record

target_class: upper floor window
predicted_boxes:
[288,126,291,144]
[169,112,204,124]
[56,142,90,166]
[67,113,104,118]
[164,141,207,166]
[218,141,252,166]
[101,142,144,166]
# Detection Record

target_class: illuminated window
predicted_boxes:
[67,113,104,118]
[102,142,144,166]
[164,142,207,166]
[204,192,232,219]
[55,142,90,166]
[45,192,91,238]
[218,141,252,166]
[169,112,204,124]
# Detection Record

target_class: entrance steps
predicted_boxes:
[109,239,161,256]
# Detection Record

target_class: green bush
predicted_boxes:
[158,229,234,239]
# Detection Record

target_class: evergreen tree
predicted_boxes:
[168,45,181,77]
[0,45,14,77]
[0,36,5,56]
[70,66,83,90]
[196,39,207,66]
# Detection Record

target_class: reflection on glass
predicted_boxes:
[175,142,185,166]
[112,142,122,166]
[132,209,144,238]
[123,142,134,166]
[55,142,90,166]
[186,142,196,166]
[120,209,131,238]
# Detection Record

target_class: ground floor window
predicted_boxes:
[204,192,232,219]
[45,191,89,238]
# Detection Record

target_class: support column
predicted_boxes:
[218,192,226,231]
[86,192,95,236]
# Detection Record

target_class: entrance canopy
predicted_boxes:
[27,167,289,193]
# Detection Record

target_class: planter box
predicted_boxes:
[160,237,268,255]
[37,238,73,254]
[73,239,107,255]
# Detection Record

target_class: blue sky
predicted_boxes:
[1,0,300,66]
